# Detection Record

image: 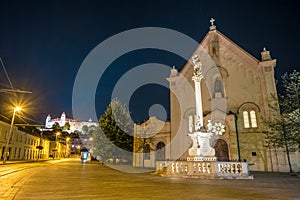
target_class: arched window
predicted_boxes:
[214,77,224,98]
[243,111,250,128]
[250,110,257,128]
[243,110,258,128]
[156,142,165,161]
[143,144,150,160]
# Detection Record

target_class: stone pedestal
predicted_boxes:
[188,131,215,157]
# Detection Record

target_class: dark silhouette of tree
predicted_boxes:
[96,99,133,164]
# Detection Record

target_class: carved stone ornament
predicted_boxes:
[211,122,225,135]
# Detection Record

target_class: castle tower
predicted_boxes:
[45,114,51,128]
[60,112,66,126]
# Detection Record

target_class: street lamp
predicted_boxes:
[66,137,70,157]
[55,132,60,147]
[3,106,21,164]
[55,132,60,158]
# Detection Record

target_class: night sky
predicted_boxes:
[0,0,299,124]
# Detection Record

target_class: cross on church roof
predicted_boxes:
[210,18,215,26]
[209,18,216,31]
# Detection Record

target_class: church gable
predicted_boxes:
[179,21,271,113]
[181,23,260,78]
[134,116,170,138]
[200,30,259,67]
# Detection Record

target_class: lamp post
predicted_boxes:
[66,137,70,157]
[3,106,21,164]
[55,132,60,158]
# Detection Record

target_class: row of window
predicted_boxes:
[143,142,165,160]
[187,110,258,130]
[186,110,258,130]
[2,147,41,160]
[0,128,40,146]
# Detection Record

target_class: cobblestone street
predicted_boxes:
[1,159,299,200]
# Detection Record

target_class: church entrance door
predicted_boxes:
[214,139,229,161]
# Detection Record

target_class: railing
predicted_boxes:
[156,160,253,179]
[171,162,187,173]
[217,162,242,174]
[190,162,212,174]
[217,162,251,178]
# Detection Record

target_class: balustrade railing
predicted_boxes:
[156,160,252,179]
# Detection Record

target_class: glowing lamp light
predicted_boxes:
[15,106,22,112]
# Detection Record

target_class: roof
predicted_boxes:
[181,28,261,76]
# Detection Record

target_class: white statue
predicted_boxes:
[207,120,213,132]
[192,54,203,80]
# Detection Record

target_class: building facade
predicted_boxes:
[133,20,300,172]
[0,120,51,161]
[133,117,170,168]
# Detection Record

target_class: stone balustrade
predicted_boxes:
[217,162,252,178]
[156,160,253,179]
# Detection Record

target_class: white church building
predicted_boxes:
[133,19,300,173]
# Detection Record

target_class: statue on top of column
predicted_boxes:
[192,54,203,82]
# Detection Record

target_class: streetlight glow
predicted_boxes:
[15,106,21,112]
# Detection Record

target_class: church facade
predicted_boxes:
[133,20,300,172]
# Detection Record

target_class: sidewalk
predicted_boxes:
[0,159,55,165]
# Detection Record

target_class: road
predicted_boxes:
[0,158,299,200]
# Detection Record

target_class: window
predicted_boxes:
[143,144,150,160]
[250,110,257,128]
[243,110,258,128]
[243,111,250,128]
[156,142,165,161]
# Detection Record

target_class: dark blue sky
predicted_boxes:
[0,0,299,124]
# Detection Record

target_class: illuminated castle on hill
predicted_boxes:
[45,112,98,133]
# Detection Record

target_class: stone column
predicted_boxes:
[192,54,204,130]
